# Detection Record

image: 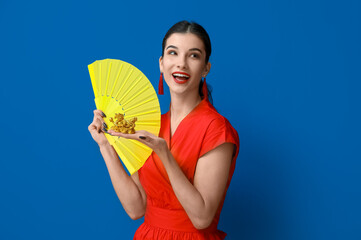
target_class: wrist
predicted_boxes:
[154,140,168,157]
[99,141,111,151]
[98,142,119,164]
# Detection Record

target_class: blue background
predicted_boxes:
[1,0,360,239]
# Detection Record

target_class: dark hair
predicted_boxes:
[162,20,213,103]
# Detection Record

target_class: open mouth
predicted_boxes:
[172,72,190,84]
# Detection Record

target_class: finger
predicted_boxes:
[138,135,154,145]
[88,123,104,137]
[92,114,108,131]
[134,130,153,141]
[93,109,106,118]
[107,130,129,138]
[135,130,152,136]
[93,113,105,124]
[133,131,152,143]
[94,117,106,133]
[88,123,97,132]
[107,130,141,141]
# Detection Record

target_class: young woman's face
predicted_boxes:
[160,33,211,96]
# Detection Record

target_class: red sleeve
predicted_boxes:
[199,117,240,159]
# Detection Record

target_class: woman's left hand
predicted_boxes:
[107,130,168,154]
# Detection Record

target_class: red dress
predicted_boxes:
[134,99,240,240]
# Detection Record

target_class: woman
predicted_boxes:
[88,20,239,239]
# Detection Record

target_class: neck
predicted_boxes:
[170,91,202,121]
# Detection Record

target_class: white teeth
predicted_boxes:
[173,73,189,78]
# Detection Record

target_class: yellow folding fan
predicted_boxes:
[88,59,161,175]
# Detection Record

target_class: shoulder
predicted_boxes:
[200,101,236,133]
[198,101,239,157]
[161,111,169,119]
[161,111,170,123]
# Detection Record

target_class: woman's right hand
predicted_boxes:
[88,109,109,147]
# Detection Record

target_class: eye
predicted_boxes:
[190,53,199,58]
[167,50,177,55]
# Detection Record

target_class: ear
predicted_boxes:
[159,56,163,73]
[203,62,211,77]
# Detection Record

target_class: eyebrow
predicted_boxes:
[189,48,203,54]
[166,45,203,54]
[166,45,178,50]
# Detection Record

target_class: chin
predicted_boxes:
[170,86,199,96]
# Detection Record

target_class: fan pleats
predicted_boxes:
[89,59,161,175]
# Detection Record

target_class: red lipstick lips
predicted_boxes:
[172,71,190,84]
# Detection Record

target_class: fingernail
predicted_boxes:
[139,136,146,140]
[103,122,108,128]
[102,128,107,133]
[101,112,106,117]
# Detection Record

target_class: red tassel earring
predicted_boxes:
[202,77,208,101]
[158,73,164,95]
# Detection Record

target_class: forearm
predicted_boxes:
[156,149,212,228]
[99,143,146,219]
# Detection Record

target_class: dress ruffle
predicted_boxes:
[134,223,227,240]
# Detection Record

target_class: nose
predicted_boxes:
[176,55,188,69]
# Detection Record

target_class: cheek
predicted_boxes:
[192,63,206,75]
[161,59,173,71]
